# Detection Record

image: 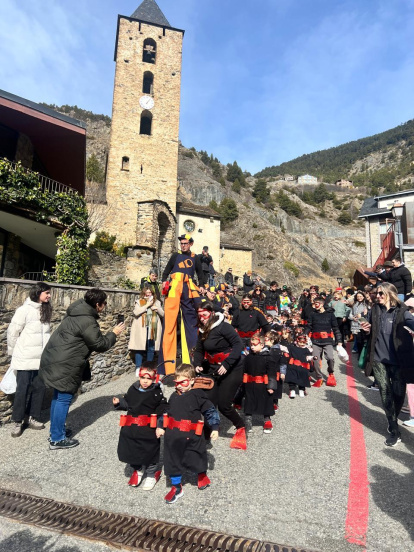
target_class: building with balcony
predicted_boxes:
[0,89,86,278]
[357,189,414,283]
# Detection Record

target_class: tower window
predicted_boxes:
[143,71,154,94]
[140,111,153,136]
[143,38,156,64]
[121,156,130,170]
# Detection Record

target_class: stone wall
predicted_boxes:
[0,278,140,424]
[2,233,21,278]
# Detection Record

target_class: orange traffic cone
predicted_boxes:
[230,427,247,450]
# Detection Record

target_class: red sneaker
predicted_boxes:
[312,379,324,388]
[233,404,242,410]
[263,421,273,434]
[326,373,337,387]
[230,427,247,450]
[273,404,279,412]
[197,472,211,490]
[128,470,143,487]
[165,485,184,504]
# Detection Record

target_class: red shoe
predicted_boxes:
[312,379,324,388]
[128,470,143,487]
[263,421,273,434]
[165,484,184,504]
[273,404,279,412]
[233,404,242,410]
[326,373,337,387]
[230,427,247,450]
[198,472,211,490]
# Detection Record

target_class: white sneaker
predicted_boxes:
[299,390,305,398]
[142,477,158,491]
[403,418,414,428]
[289,390,296,399]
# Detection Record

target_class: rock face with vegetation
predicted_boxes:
[46,104,414,288]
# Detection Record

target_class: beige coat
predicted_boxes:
[128,299,164,351]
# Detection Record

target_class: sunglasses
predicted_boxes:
[174,378,191,387]
[376,291,385,296]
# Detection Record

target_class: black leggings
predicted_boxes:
[204,366,245,429]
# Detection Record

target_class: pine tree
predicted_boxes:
[321,258,330,273]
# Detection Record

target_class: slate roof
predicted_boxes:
[177,201,221,218]
[131,0,171,27]
[358,197,391,219]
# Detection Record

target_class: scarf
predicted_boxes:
[139,299,159,341]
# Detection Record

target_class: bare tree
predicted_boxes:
[85,180,114,234]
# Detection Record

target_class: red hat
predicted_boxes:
[335,287,342,291]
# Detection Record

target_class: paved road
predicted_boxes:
[0,349,413,552]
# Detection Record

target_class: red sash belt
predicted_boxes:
[266,306,277,311]
[237,330,256,338]
[204,351,231,364]
[119,414,157,428]
[289,358,311,370]
[163,415,204,435]
[243,374,269,384]
[310,331,333,339]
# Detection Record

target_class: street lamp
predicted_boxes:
[337,277,343,287]
[391,202,404,261]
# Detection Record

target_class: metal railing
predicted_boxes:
[7,161,76,195]
[373,222,397,268]
[21,272,55,282]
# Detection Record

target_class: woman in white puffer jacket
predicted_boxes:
[6,282,52,437]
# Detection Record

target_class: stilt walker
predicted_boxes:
[161,234,203,374]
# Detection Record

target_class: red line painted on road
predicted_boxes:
[345,343,369,550]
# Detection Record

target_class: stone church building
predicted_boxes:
[104,0,252,282]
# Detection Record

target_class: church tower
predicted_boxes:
[105,0,184,276]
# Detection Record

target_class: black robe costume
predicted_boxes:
[115,382,167,466]
[243,348,278,417]
[285,345,313,388]
[163,388,219,476]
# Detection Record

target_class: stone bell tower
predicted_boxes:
[105,0,184,278]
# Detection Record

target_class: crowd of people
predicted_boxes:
[2,236,414,504]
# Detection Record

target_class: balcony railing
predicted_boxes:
[8,161,76,195]
[21,272,56,282]
[373,222,397,268]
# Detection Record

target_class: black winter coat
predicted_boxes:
[244,349,278,416]
[39,299,116,394]
[194,315,243,372]
[366,303,414,383]
[380,265,412,296]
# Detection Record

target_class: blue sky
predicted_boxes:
[0,0,413,174]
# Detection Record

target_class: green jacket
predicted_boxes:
[39,299,116,394]
[329,299,351,319]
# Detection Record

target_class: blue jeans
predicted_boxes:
[135,334,156,368]
[50,389,73,442]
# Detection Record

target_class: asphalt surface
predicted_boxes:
[0,350,413,552]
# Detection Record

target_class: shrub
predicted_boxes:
[284,261,299,277]
[91,231,116,251]
[183,151,194,158]
[231,179,241,194]
[321,258,330,273]
[116,277,136,290]
[338,212,352,225]
[275,191,303,218]
[252,222,258,228]
[353,240,365,247]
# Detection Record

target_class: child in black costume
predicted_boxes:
[113,361,167,490]
[243,335,279,434]
[265,331,289,411]
[285,333,313,398]
[157,364,220,504]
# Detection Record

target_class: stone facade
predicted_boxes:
[105,16,183,245]
[2,233,21,278]
[0,279,139,424]
[220,247,253,284]
[88,248,128,287]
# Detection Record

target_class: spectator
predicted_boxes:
[39,288,125,450]
[366,257,412,301]
[243,270,254,294]
[224,268,234,286]
[361,282,414,446]
[140,269,161,300]
[129,286,164,375]
[198,246,213,286]
[3,282,52,437]
[348,290,368,358]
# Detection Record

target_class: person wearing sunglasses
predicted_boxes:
[360,282,414,447]
[157,363,220,504]
[113,361,167,491]
[194,301,246,449]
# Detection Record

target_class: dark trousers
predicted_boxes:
[372,361,406,426]
[204,366,245,429]
[336,318,347,344]
[12,370,45,422]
